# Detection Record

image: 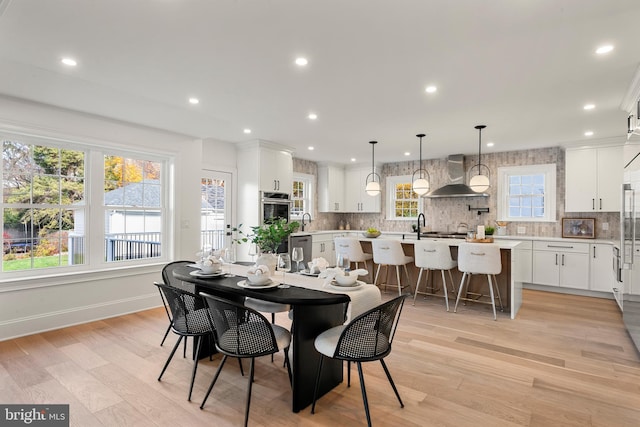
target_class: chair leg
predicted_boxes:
[373,264,382,288]
[487,274,497,320]
[493,274,504,311]
[183,335,188,358]
[454,272,467,313]
[380,359,404,408]
[441,269,450,312]
[244,358,255,427]
[413,268,424,305]
[238,358,245,376]
[160,322,172,346]
[311,355,325,414]
[403,264,412,294]
[158,335,182,381]
[200,355,228,409]
[356,362,372,427]
[448,270,456,296]
[283,347,293,387]
[395,265,402,296]
[188,335,203,401]
[347,360,351,387]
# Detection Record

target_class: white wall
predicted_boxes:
[0,96,208,341]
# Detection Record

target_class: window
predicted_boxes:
[386,175,419,220]
[2,132,169,274]
[291,173,313,219]
[497,164,556,222]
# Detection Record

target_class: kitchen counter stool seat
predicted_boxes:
[413,240,457,311]
[334,237,374,278]
[372,239,414,296]
[454,243,504,320]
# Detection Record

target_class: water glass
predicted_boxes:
[277,253,291,288]
[292,247,304,272]
[336,253,350,272]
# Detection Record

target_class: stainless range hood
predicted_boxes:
[424,154,488,198]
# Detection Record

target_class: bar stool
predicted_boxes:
[413,240,457,311]
[454,243,503,320]
[334,237,374,278]
[371,239,414,296]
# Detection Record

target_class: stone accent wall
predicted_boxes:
[294,148,620,240]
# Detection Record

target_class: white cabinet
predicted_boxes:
[565,146,622,212]
[311,233,336,266]
[259,147,293,193]
[589,244,614,292]
[318,164,345,212]
[532,241,589,289]
[344,166,381,213]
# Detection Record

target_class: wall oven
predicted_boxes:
[260,191,292,224]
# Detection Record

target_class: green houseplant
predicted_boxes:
[249,218,300,253]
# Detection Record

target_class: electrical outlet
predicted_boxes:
[517,226,526,234]
[602,222,609,230]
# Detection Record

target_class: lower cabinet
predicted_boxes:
[589,243,614,292]
[532,241,590,289]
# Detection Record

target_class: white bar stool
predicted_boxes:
[371,239,414,296]
[454,243,504,320]
[334,237,374,278]
[413,240,457,311]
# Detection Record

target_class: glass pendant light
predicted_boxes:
[469,125,490,192]
[365,141,381,196]
[411,133,431,195]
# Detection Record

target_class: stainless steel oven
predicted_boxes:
[260,191,292,224]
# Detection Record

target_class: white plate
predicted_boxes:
[189,270,225,278]
[328,280,365,291]
[299,270,319,277]
[237,279,280,290]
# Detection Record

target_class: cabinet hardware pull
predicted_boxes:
[555,253,558,265]
[593,247,596,258]
[592,198,595,210]
[561,254,565,266]
[547,245,573,249]
[599,198,602,210]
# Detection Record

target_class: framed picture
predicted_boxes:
[562,218,595,239]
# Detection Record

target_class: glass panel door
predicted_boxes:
[200,170,231,254]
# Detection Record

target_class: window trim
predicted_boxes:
[386,175,419,221]
[497,164,556,222]
[291,172,314,220]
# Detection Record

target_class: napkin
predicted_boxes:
[308,257,329,274]
[246,264,271,277]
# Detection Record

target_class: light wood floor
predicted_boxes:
[1,289,639,427]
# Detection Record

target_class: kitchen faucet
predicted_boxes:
[417,213,425,240]
[301,212,312,232]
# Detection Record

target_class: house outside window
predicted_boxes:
[2,132,169,274]
[386,175,419,220]
[291,173,313,219]
[497,164,556,222]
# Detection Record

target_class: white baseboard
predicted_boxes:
[0,293,161,341]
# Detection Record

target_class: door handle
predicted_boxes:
[561,254,565,266]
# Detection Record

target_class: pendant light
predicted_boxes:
[469,125,490,192]
[411,133,431,195]
[365,141,381,196]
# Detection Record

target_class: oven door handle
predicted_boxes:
[262,197,293,204]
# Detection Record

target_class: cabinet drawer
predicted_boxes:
[532,241,589,253]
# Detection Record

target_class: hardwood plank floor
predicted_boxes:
[1,289,639,426]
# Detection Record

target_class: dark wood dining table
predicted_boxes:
[172,264,350,413]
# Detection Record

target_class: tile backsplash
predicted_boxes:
[294,147,620,240]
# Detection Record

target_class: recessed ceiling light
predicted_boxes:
[188,97,199,105]
[486,142,494,147]
[243,129,252,134]
[295,57,308,66]
[584,131,594,136]
[308,146,315,151]
[350,158,357,162]
[595,45,614,55]
[308,113,318,120]
[61,57,77,66]
[583,103,596,110]
[404,152,411,156]
[425,85,437,94]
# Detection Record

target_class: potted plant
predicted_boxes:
[240,218,300,273]
[484,226,495,236]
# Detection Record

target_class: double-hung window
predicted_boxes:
[386,175,419,220]
[2,132,169,275]
[291,173,313,219]
[497,164,556,222]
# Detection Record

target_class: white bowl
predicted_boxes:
[246,272,271,285]
[335,273,357,286]
[200,264,221,274]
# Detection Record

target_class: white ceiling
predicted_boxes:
[1,0,639,164]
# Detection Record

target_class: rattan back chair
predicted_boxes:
[311,294,408,427]
[155,282,213,401]
[199,292,292,427]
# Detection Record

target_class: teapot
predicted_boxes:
[457,222,468,234]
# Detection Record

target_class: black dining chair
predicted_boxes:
[311,294,408,427]
[199,292,292,427]
[155,282,214,401]
[159,261,196,349]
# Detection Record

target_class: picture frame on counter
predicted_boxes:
[561,218,595,239]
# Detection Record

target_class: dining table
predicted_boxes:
[171,262,381,413]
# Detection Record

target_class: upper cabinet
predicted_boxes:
[343,166,381,213]
[318,164,345,212]
[318,164,381,213]
[259,147,293,193]
[565,146,622,212]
